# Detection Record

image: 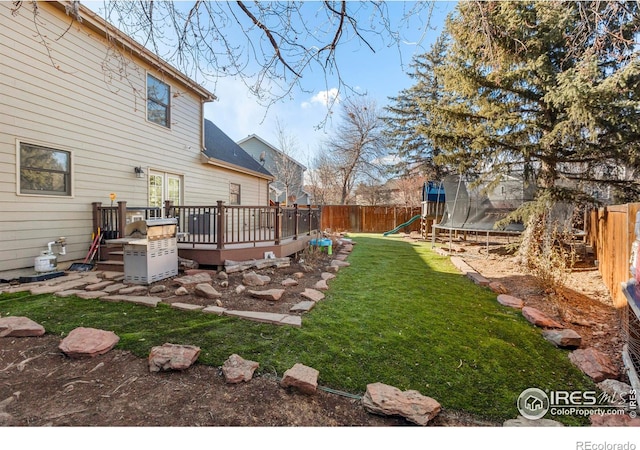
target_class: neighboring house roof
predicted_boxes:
[53,1,216,102]
[236,134,307,171]
[201,120,274,180]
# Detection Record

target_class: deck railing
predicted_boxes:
[92,201,321,248]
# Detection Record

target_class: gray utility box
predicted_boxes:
[123,218,178,285]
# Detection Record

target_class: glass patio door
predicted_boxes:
[149,171,182,208]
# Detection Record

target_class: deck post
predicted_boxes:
[117,201,127,238]
[293,203,299,240]
[92,202,101,234]
[274,202,281,245]
[216,200,225,249]
[164,200,173,218]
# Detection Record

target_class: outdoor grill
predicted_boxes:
[122,217,178,285]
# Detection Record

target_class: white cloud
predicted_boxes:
[302,88,340,109]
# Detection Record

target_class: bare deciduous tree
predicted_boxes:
[321,97,388,204]
[16,1,436,111]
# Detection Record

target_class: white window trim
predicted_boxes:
[146,72,171,129]
[148,170,183,207]
[16,138,75,198]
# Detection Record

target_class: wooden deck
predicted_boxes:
[177,233,319,266]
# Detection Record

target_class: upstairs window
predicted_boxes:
[230,183,241,205]
[147,74,170,128]
[19,142,71,196]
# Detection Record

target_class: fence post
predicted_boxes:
[293,203,299,240]
[216,200,225,250]
[308,205,313,235]
[117,201,127,238]
[275,202,281,245]
[92,202,101,234]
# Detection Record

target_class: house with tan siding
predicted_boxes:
[0,1,274,273]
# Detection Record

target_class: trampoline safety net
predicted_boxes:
[436,174,535,233]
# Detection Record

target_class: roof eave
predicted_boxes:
[200,153,274,181]
[51,1,216,102]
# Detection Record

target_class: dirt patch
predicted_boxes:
[0,234,626,427]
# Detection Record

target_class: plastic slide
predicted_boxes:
[383,215,422,236]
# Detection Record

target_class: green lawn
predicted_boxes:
[0,233,595,424]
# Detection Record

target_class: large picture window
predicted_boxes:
[19,142,71,196]
[147,74,170,128]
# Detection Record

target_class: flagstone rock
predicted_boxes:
[222,354,259,384]
[59,327,119,358]
[248,289,285,301]
[293,272,305,279]
[569,348,619,382]
[85,281,114,291]
[173,272,212,287]
[280,363,319,395]
[184,269,217,278]
[301,288,325,302]
[242,271,271,287]
[149,285,167,294]
[0,317,45,337]
[217,271,229,280]
[101,295,162,307]
[497,294,524,309]
[281,278,299,287]
[54,289,84,298]
[290,301,315,313]
[521,306,564,328]
[324,265,340,273]
[503,415,564,427]
[235,285,246,294]
[314,279,329,290]
[170,303,205,312]
[118,285,148,295]
[76,291,109,300]
[362,382,441,426]
[202,305,226,315]
[542,329,582,349]
[175,286,189,296]
[104,283,127,293]
[330,260,350,268]
[489,281,509,294]
[148,343,200,372]
[101,271,124,280]
[321,272,336,281]
[590,414,640,427]
[29,277,101,295]
[194,283,222,299]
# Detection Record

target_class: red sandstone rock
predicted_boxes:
[568,348,619,382]
[148,343,201,372]
[222,354,259,383]
[362,382,441,426]
[58,327,119,358]
[0,317,45,337]
[521,306,563,328]
[280,363,319,395]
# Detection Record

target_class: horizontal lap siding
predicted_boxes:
[0,3,259,271]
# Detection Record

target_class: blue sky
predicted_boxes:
[205,2,456,165]
[84,1,456,165]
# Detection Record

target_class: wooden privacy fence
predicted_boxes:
[586,202,640,308]
[320,205,423,234]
